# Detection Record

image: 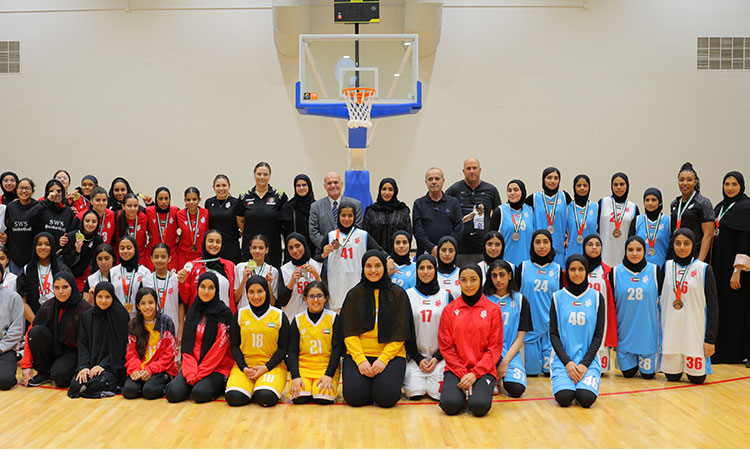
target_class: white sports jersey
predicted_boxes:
[599,197,637,267]
[326,228,368,311]
[86,270,109,294]
[660,259,708,357]
[281,259,323,318]
[1,269,17,293]
[588,265,611,371]
[111,264,154,312]
[437,267,461,301]
[477,260,515,284]
[406,287,450,359]
[234,261,279,310]
[151,271,181,337]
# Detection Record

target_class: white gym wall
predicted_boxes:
[0,0,747,206]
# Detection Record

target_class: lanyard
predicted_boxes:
[153,272,170,310]
[543,193,559,227]
[187,210,199,249]
[509,207,523,234]
[676,191,696,229]
[673,259,694,301]
[715,203,735,229]
[252,262,266,277]
[335,227,357,250]
[611,198,627,231]
[127,214,139,237]
[574,201,590,236]
[98,212,106,236]
[644,214,662,248]
[157,211,170,242]
[38,264,51,297]
[121,267,137,304]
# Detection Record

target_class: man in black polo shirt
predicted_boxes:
[445,157,502,265]
[413,167,463,257]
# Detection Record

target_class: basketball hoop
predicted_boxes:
[343,87,376,129]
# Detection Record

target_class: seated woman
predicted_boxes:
[0,265,24,390]
[549,255,605,408]
[484,260,532,398]
[68,282,130,398]
[225,275,289,407]
[339,250,412,408]
[20,272,90,388]
[123,287,178,400]
[166,273,233,404]
[403,254,450,401]
[389,231,416,291]
[288,281,342,405]
[438,264,503,417]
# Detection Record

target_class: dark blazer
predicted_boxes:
[308,196,363,252]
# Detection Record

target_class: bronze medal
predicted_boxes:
[673,299,683,310]
[331,240,341,250]
[613,229,622,238]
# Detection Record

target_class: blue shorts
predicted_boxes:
[501,353,527,388]
[550,357,601,396]
[617,351,656,374]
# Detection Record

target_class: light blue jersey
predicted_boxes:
[391,261,416,291]
[487,291,528,387]
[565,201,599,260]
[498,204,535,267]
[634,214,670,269]
[532,191,567,266]
[613,263,659,355]
[520,260,560,374]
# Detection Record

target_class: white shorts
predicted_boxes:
[403,359,445,400]
[660,354,706,377]
[598,347,611,373]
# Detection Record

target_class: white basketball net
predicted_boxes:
[343,88,375,129]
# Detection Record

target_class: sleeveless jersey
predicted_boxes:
[599,196,637,267]
[587,265,610,347]
[612,263,659,355]
[520,260,560,339]
[552,288,600,364]
[532,191,567,266]
[326,228,369,310]
[565,201,599,260]
[437,267,461,300]
[295,310,337,379]
[660,260,708,357]
[406,287,449,358]
[235,262,279,310]
[280,259,323,318]
[237,305,285,368]
[487,291,523,357]
[86,269,109,294]
[391,262,416,291]
[111,264,153,308]
[634,214,670,268]
[151,271,181,337]
[497,204,535,267]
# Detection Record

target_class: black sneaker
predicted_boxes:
[28,372,50,387]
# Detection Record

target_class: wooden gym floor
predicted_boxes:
[1,364,749,448]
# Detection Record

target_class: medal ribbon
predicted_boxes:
[335,227,357,251]
[157,211,170,242]
[128,214,139,238]
[714,203,735,230]
[644,214,662,248]
[676,191,696,229]
[121,267,137,304]
[153,273,170,310]
[543,193,559,228]
[38,264,51,297]
[574,201,590,238]
[611,198,627,231]
[187,210,199,249]
[509,208,523,234]
[673,258,694,301]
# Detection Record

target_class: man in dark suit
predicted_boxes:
[308,172,363,253]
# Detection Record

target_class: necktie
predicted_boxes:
[332,200,338,220]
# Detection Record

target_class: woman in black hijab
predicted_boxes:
[30,179,75,245]
[363,178,412,256]
[17,231,70,321]
[68,281,130,398]
[710,171,750,364]
[630,187,670,268]
[598,172,639,267]
[20,272,90,388]
[107,177,134,212]
[565,174,598,260]
[435,236,460,301]
[280,174,315,258]
[1,171,18,204]
[61,210,103,291]
[339,250,413,408]
[490,179,534,267]
[526,167,571,267]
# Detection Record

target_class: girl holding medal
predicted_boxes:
[477,231,513,279]
[389,231,416,291]
[277,233,323,318]
[75,186,116,245]
[598,172,639,267]
[69,175,98,214]
[660,229,718,384]
[116,193,149,268]
[178,229,236,312]
[527,167,571,267]
[435,236,461,301]
[150,244,182,340]
[146,187,180,272]
[83,244,116,304]
[631,188,670,268]
[669,162,715,261]
[17,232,69,322]
[489,180,535,267]
[111,236,153,316]
[565,175,599,260]
[61,210,103,291]
[234,234,279,309]
[175,187,209,271]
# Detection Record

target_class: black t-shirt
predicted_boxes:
[518,296,533,332]
[205,195,240,241]
[669,193,715,257]
[30,201,75,244]
[445,180,502,254]
[234,186,288,257]
[4,199,38,266]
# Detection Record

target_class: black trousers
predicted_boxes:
[342,355,405,408]
[0,350,18,390]
[122,372,172,400]
[440,371,495,417]
[165,372,227,404]
[68,370,120,399]
[27,325,77,388]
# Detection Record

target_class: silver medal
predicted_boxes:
[647,248,656,256]
[511,232,520,242]
[576,235,584,244]
[547,226,555,233]
[713,228,720,237]
[183,262,193,272]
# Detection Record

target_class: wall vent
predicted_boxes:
[697,37,748,70]
[0,41,20,74]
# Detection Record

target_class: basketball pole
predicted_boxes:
[345,22,372,207]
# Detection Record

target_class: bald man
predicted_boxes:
[308,172,363,253]
[445,158,502,266]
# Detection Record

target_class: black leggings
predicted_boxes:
[665,372,706,384]
[225,389,280,407]
[68,370,120,399]
[122,372,172,400]
[166,372,227,404]
[0,351,18,390]
[342,355,405,408]
[554,389,597,408]
[27,325,77,388]
[502,381,526,398]
[440,371,495,417]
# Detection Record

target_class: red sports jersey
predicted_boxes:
[175,207,209,270]
[145,205,180,271]
[115,210,150,268]
[181,319,234,382]
[76,208,116,245]
[179,258,236,313]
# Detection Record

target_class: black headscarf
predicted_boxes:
[107,177,134,211]
[565,255,590,296]
[336,201,357,235]
[43,179,66,212]
[280,174,315,227]
[26,232,63,304]
[482,231,505,265]
[611,172,630,204]
[672,228,696,266]
[436,236,458,275]
[244,275,271,318]
[1,171,18,204]
[181,272,232,363]
[716,171,750,232]
[542,167,561,196]
[154,187,171,214]
[285,232,311,267]
[459,264,483,307]
[201,231,227,279]
[582,234,603,272]
[573,174,591,207]
[368,178,407,212]
[118,235,140,272]
[623,236,647,273]
[529,230,555,266]
[339,250,412,344]
[78,210,101,240]
[85,282,130,374]
[76,175,98,202]
[643,187,663,221]
[507,179,527,211]
[415,254,439,296]
[390,230,412,266]
[31,272,87,355]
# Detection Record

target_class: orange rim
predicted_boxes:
[343,87,376,103]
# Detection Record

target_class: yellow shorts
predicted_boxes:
[225,364,288,399]
[297,370,341,401]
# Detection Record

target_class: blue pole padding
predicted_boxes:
[344,170,373,209]
[348,127,367,149]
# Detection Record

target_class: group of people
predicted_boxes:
[0,159,747,416]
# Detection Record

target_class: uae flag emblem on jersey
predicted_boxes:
[537,270,546,274]
[267,322,276,328]
[631,277,640,282]
[422,299,431,306]
[573,301,582,307]
[323,329,331,334]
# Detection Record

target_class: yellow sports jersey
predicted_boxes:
[345,291,406,365]
[295,310,337,379]
[143,321,160,367]
[238,306,284,368]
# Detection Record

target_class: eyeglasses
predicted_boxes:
[17,186,33,191]
[306,294,325,300]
